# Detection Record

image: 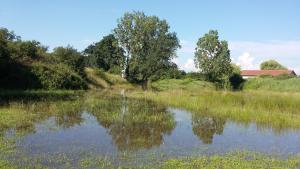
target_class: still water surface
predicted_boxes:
[16,104,300,154]
[5,96,300,166]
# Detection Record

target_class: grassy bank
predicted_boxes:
[151,78,215,92]
[243,77,300,92]
[84,68,135,90]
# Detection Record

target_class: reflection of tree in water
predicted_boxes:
[55,111,84,129]
[90,98,176,151]
[52,99,85,129]
[192,114,225,144]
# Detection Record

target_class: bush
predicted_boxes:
[275,74,293,80]
[0,59,41,89]
[32,63,87,90]
[229,73,244,90]
[185,72,206,80]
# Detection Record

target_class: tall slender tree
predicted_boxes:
[194,30,232,84]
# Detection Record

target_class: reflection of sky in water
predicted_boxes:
[15,107,300,161]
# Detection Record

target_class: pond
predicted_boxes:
[2,95,300,167]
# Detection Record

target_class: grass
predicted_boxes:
[1,151,299,169]
[151,78,215,92]
[84,67,135,90]
[128,84,300,132]
[161,152,300,169]
[243,76,300,92]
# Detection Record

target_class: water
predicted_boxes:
[4,97,300,166]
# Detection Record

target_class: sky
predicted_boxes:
[1,0,300,73]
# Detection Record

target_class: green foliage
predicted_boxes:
[243,77,300,92]
[8,40,47,61]
[194,30,233,85]
[260,59,287,70]
[0,28,89,90]
[185,72,206,80]
[0,28,16,59]
[229,73,244,90]
[0,60,41,89]
[31,63,87,90]
[152,63,186,80]
[229,64,244,90]
[231,63,241,74]
[52,46,85,75]
[84,34,125,74]
[114,11,180,86]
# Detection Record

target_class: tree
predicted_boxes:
[0,28,21,60]
[260,60,287,70]
[84,34,125,74]
[114,11,180,88]
[9,40,46,60]
[52,46,85,75]
[194,30,232,85]
[192,114,225,144]
[91,99,175,151]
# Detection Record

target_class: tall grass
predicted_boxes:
[128,90,300,131]
[243,77,300,92]
[151,78,215,92]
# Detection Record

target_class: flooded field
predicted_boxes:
[1,93,300,168]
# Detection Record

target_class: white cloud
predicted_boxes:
[229,40,300,74]
[183,59,198,72]
[229,41,300,59]
[235,52,257,70]
[172,58,198,72]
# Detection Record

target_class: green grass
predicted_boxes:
[243,77,300,92]
[151,78,215,92]
[161,152,300,169]
[128,88,300,132]
[1,151,299,169]
[84,67,135,90]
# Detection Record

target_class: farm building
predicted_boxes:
[241,70,297,79]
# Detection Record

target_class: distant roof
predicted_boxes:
[241,70,297,76]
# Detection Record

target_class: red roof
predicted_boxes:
[241,70,296,76]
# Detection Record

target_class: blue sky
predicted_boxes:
[1,0,300,72]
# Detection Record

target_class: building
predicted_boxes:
[241,70,297,79]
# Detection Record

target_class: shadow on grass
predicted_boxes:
[0,90,82,105]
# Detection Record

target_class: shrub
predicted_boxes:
[31,63,87,90]
[0,60,41,89]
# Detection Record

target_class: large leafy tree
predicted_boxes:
[114,11,180,87]
[52,46,85,75]
[194,30,232,84]
[260,59,287,70]
[84,34,125,74]
[9,40,47,60]
[0,28,14,59]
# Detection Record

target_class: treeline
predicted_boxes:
[0,11,243,90]
[0,28,87,89]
